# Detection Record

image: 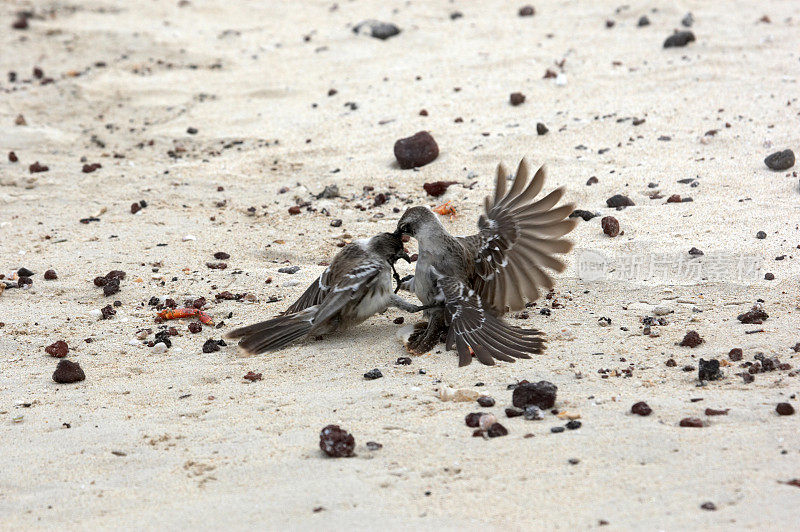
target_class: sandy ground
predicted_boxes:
[2,0,800,529]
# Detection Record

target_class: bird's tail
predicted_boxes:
[225,309,315,356]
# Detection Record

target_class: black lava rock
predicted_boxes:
[764,149,795,171]
[663,31,695,48]
[637,15,650,27]
[353,20,401,40]
[569,209,598,221]
[606,194,635,208]
[487,423,508,437]
[364,368,383,380]
[631,401,652,416]
[319,424,355,457]
[17,267,34,277]
[477,396,495,407]
[565,420,582,430]
[394,131,439,169]
[53,360,85,383]
[512,380,557,409]
[776,403,795,416]
[536,122,548,135]
[698,358,723,381]
[202,339,220,353]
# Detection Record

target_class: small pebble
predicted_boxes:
[705,408,729,416]
[394,131,439,169]
[44,269,57,280]
[756,231,766,239]
[487,423,508,438]
[477,396,495,407]
[395,356,411,365]
[319,425,355,458]
[353,20,401,40]
[366,441,382,451]
[518,5,535,17]
[8,151,18,162]
[700,502,716,511]
[423,181,457,197]
[363,368,383,380]
[505,407,524,418]
[512,380,557,409]
[737,306,768,324]
[523,405,545,420]
[188,322,202,334]
[776,403,795,416]
[728,348,743,361]
[681,12,694,27]
[550,426,565,433]
[606,194,634,208]
[680,330,703,347]
[509,92,526,106]
[288,206,301,215]
[679,417,704,427]
[243,371,262,382]
[664,31,696,48]
[187,127,198,135]
[764,149,794,171]
[465,412,483,428]
[29,161,49,173]
[536,122,548,135]
[601,216,620,237]
[278,266,300,274]
[52,360,85,383]
[565,420,582,430]
[637,15,650,27]
[45,340,69,358]
[631,401,652,416]
[202,339,220,353]
[698,358,722,381]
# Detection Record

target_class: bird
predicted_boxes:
[394,158,577,366]
[226,232,428,355]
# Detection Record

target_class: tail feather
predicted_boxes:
[226,311,315,355]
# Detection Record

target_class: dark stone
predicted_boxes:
[186,127,198,134]
[278,265,300,274]
[423,181,457,197]
[765,272,774,281]
[688,247,704,256]
[550,426,565,433]
[679,417,704,427]
[680,330,703,347]
[569,209,598,221]
[698,358,722,381]
[330,219,342,227]
[213,251,230,260]
[536,122,549,135]
[45,340,69,358]
[477,396,495,407]
[512,380,557,409]
[737,306,768,324]
[637,15,650,27]
[53,360,85,383]
[319,425,355,457]
[565,420,582,430]
[363,368,383,380]
[487,423,508,437]
[523,405,544,420]
[518,5,535,17]
[395,356,412,365]
[764,149,795,171]
[681,12,694,27]
[601,216,620,237]
[756,231,767,239]
[728,348,743,361]
[705,408,729,416]
[44,269,57,280]
[17,267,34,277]
[631,401,652,416]
[465,412,483,427]
[509,92,525,106]
[505,407,524,418]
[394,131,439,169]
[100,305,116,320]
[202,339,220,353]
[103,278,120,297]
[366,441,383,451]
[700,502,716,511]
[606,194,635,208]
[663,31,696,48]
[776,403,795,416]
[188,322,202,334]
[353,20,401,40]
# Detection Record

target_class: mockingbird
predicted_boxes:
[395,158,577,366]
[227,232,427,355]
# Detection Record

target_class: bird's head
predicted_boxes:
[394,206,439,240]
[369,232,410,264]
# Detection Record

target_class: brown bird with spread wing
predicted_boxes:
[395,158,577,366]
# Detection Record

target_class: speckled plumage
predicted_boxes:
[396,158,577,366]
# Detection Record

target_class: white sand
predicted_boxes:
[2,0,799,529]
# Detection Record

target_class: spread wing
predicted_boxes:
[283,275,328,314]
[470,159,577,312]
[438,276,544,367]
[311,258,385,326]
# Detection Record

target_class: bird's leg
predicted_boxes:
[407,308,446,354]
[394,274,415,294]
[388,294,440,313]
